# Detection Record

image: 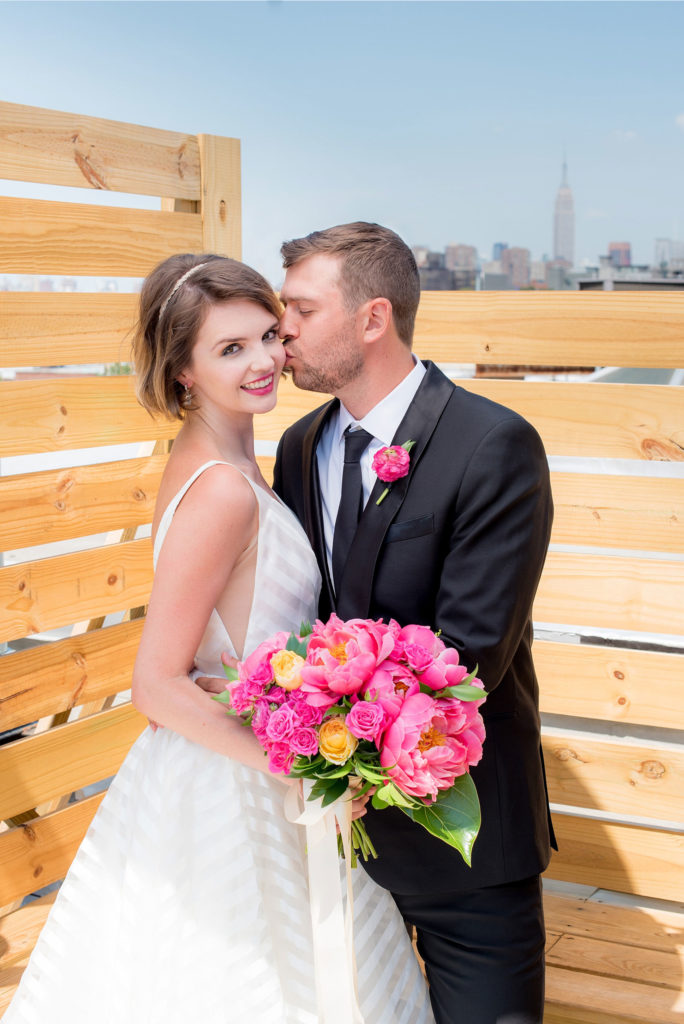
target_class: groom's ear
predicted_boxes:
[360,296,393,345]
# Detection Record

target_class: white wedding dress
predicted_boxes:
[4,462,434,1024]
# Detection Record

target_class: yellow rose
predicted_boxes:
[318,716,358,765]
[271,649,305,691]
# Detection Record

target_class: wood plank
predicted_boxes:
[0,292,138,368]
[0,378,177,456]
[0,705,145,820]
[0,455,166,550]
[253,378,684,461]
[0,794,105,905]
[550,473,684,554]
[198,134,241,257]
[0,538,153,644]
[460,380,684,461]
[0,619,143,733]
[544,964,683,1024]
[543,731,684,823]
[535,551,684,636]
[0,100,200,199]
[546,816,684,902]
[543,891,684,955]
[0,892,56,971]
[536,641,684,730]
[547,932,681,989]
[0,196,202,276]
[413,290,684,368]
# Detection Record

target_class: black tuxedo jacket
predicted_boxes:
[274,362,555,895]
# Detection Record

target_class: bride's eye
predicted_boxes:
[263,327,279,343]
[221,343,240,356]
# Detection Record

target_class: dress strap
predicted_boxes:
[153,460,230,566]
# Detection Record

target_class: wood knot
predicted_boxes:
[640,437,684,462]
[56,474,74,493]
[33,865,43,878]
[57,425,65,434]
[617,696,628,706]
[554,747,584,763]
[591,509,601,520]
[18,580,26,591]
[219,199,227,223]
[639,760,666,780]
[107,574,118,586]
[613,670,625,680]
[53,500,66,511]
[60,405,67,415]
[133,488,146,502]
[71,652,87,670]
[23,825,36,843]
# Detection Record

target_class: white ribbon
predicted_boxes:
[284,780,365,1024]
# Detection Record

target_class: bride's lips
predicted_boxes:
[241,374,275,396]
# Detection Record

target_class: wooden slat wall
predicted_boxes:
[0,102,683,1012]
[0,103,243,969]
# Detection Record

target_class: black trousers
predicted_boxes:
[391,875,545,1024]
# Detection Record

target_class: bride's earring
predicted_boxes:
[181,383,193,409]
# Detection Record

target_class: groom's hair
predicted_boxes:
[281,222,420,348]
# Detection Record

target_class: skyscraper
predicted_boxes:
[553,158,575,267]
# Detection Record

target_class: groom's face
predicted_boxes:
[279,253,364,395]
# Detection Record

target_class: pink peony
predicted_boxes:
[346,699,387,743]
[239,631,289,682]
[372,445,411,483]
[300,615,394,706]
[418,646,474,692]
[380,692,485,800]
[361,661,420,725]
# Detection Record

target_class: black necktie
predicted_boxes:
[332,426,373,593]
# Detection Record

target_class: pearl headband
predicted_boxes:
[158,262,209,320]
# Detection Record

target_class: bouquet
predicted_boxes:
[215,614,486,865]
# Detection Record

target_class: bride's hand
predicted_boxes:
[348,776,373,822]
[194,652,239,694]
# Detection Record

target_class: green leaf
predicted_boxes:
[309,775,349,807]
[401,439,416,453]
[436,684,486,702]
[211,689,233,705]
[352,762,390,785]
[298,620,314,638]
[399,774,481,866]
[285,633,309,658]
[223,665,239,682]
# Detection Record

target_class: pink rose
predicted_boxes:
[290,696,326,727]
[372,445,411,483]
[401,643,434,674]
[265,705,296,743]
[251,698,272,742]
[289,726,319,757]
[346,700,387,743]
[268,742,294,775]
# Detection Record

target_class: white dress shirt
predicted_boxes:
[317,359,426,574]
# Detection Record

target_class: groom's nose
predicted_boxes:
[278,307,297,341]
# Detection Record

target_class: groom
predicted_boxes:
[273,222,555,1024]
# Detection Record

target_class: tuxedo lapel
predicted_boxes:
[300,399,338,610]
[336,362,454,619]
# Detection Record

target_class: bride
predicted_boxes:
[4,254,433,1024]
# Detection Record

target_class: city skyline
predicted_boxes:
[1,2,683,287]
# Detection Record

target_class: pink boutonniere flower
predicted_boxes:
[372,439,416,505]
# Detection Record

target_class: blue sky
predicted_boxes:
[1,0,683,285]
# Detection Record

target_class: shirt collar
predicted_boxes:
[335,358,426,447]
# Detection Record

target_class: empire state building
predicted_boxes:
[553,159,575,267]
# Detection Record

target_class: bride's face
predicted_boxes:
[181,299,285,415]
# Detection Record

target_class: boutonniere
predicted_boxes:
[372,440,416,505]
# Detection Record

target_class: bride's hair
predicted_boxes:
[133,254,282,420]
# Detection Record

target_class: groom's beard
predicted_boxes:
[285,334,364,395]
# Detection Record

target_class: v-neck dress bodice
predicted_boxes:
[4,462,434,1024]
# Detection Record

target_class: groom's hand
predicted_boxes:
[193,651,239,694]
